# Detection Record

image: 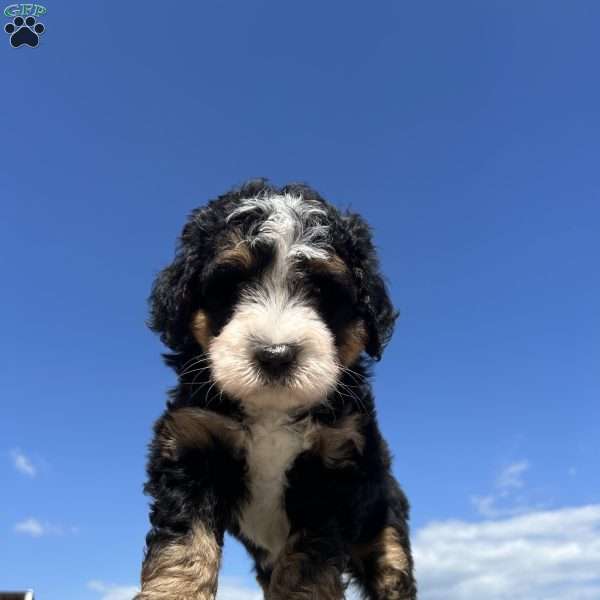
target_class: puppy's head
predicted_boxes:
[149,181,397,411]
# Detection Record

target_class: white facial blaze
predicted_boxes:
[210,193,340,411]
[209,293,339,410]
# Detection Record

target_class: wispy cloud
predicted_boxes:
[14,518,45,537]
[414,504,600,600]
[496,460,529,491]
[10,448,37,477]
[14,517,77,538]
[471,460,534,518]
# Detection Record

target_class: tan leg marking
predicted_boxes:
[352,527,413,599]
[375,527,410,591]
[136,522,221,599]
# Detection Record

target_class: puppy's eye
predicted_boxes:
[311,273,356,311]
[202,265,249,309]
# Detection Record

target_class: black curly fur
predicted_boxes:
[140,180,416,599]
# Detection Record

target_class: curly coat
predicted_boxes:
[136,180,417,600]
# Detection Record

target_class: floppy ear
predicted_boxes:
[342,212,398,360]
[147,219,208,352]
[148,257,190,352]
[147,182,271,352]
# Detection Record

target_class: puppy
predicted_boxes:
[136,180,417,599]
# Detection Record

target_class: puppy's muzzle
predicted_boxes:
[254,343,299,378]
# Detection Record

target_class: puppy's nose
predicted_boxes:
[255,343,298,376]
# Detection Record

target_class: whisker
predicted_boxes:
[180,366,210,378]
[335,380,370,415]
[202,379,219,405]
[340,366,366,384]
[180,357,212,376]
[180,354,210,370]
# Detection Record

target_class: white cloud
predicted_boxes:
[216,578,263,600]
[10,448,36,477]
[413,504,600,600]
[87,577,266,600]
[14,518,45,537]
[14,517,72,537]
[89,504,600,600]
[88,581,139,600]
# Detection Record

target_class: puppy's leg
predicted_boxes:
[136,408,246,599]
[350,522,416,600]
[136,518,221,599]
[350,478,416,600]
[268,531,346,600]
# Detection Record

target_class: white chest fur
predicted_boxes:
[238,411,310,562]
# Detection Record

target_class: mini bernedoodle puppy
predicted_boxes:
[137,180,417,599]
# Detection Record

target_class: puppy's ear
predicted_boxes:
[343,212,398,360]
[148,220,205,352]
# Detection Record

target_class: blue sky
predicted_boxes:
[1,1,599,598]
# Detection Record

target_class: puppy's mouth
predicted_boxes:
[209,345,338,411]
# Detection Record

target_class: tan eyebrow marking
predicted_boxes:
[214,230,254,270]
[307,254,351,278]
